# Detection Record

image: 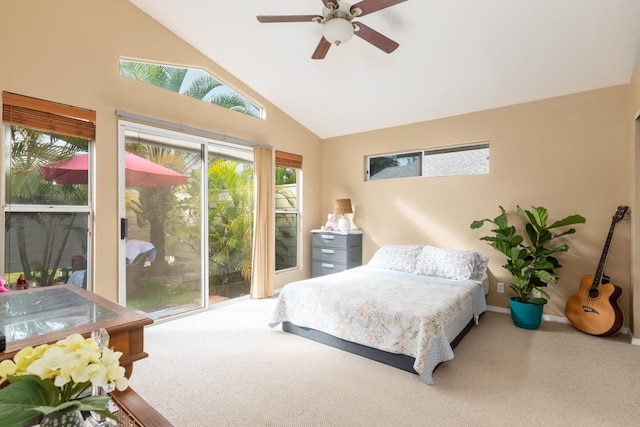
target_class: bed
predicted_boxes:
[268,244,489,384]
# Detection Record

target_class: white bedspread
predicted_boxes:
[269,266,487,384]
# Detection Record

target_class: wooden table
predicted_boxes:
[111,388,174,427]
[0,285,173,426]
[0,284,150,375]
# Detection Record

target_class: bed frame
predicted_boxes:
[282,317,477,375]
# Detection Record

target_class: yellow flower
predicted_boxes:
[0,331,129,425]
[85,362,108,388]
[0,359,17,382]
[27,346,64,380]
[56,333,86,348]
[100,348,128,391]
[114,374,129,391]
[13,345,49,373]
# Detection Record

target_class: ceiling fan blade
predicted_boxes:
[350,0,407,17]
[353,22,399,53]
[312,37,331,60]
[257,15,322,23]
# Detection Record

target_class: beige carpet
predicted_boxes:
[129,297,640,426]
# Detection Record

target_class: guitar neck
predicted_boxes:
[592,229,613,288]
[592,208,627,288]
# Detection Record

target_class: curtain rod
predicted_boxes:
[114,109,272,149]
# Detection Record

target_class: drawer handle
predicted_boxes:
[321,235,334,240]
[322,249,335,254]
[321,263,334,269]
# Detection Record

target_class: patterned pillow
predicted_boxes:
[413,245,485,281]
[471,252,490,282]
[367,245,423,273]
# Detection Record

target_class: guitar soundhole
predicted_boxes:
[588,288,600,299]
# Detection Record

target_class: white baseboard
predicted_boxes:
[486,305,636,344]
[486,305,510,315]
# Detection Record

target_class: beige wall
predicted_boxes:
[322,85,632,321]
[0,0,322,300]
[628,60,640,336]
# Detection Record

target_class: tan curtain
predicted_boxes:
[251,146,275,298]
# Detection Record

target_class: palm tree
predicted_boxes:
[6,126,88,285]
[119,61,260,117]
[124,142,195,275]
[207,159,254,287]
[120,61,259,277]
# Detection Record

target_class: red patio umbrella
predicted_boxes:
[42,151,188,187]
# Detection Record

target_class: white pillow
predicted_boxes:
[367,245,423,273]
[413,245,484,281]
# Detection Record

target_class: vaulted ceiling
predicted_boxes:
[129,0,640,139]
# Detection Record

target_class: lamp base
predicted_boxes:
[338,215,350,232]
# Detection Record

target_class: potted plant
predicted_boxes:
[470,205,586,329]
[0,333,129,426]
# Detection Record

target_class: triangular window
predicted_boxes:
[119,60,262,118]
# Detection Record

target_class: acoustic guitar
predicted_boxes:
[565,206,627,336]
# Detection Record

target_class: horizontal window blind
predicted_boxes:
[2,92,96,140]
[275,150,302,169]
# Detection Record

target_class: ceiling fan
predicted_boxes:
[257,0,407,59]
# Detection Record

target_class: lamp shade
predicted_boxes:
[334,199,353,215]
[323,18,354,45]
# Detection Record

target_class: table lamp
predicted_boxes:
[334,198,353,232]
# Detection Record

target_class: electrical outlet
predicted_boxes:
[497,282,504,293]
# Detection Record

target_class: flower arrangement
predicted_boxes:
[0,333,129,426]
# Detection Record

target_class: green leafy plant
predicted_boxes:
[470,206,586,305]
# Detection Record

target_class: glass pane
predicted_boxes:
[368,152,422,181]
[124,135,202,320]
[275,168,297,208]
[5,126,89,205]
[275,166,298,271]
[119,60,262,118]
[208,157,254,301]
[275,213,298,270]
[422,145,490,178]
[0,287,116,343]
[4,212,89,287]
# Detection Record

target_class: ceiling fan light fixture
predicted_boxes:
[323,17,354,46]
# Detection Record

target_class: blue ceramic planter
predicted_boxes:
[509,297,543,329]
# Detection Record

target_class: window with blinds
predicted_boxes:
[275,150,301,272]
[2,92,94,288]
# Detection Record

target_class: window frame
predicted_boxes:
[275,151,301,273]
[119,59,263,119]
[365,141,490,181]
[2,93,94,289]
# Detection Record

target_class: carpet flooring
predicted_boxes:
[129,297,640,426]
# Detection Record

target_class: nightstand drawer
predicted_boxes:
[312,246,360,263]
[312,261,348,276]
[312,233,360,249]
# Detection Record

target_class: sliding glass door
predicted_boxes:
[118,121,254,320]
[207,148,254,302]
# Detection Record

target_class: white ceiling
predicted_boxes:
[128,0,640,139]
